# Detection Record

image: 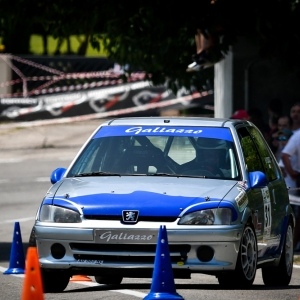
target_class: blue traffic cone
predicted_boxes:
[144,225,184,300]
[4,222,25,274]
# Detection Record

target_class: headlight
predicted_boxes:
[178,208,232,225]
[39,205,81,223]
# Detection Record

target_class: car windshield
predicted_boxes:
[67,125,241,180]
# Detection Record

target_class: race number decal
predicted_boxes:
[261,187,272,239]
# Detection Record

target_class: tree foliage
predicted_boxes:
[1,0,300,91]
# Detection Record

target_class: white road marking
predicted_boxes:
[294,264,300,268]
[0,266,146,298]
[58,157,73,161]
[0,158,24,163]
[0,266,25,278]
[0,217,35,224]
[35,177,50,182]
[112,289,147,297]
[0,177,51,183]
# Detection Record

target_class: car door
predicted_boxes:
[247,126,285,255]
[236,126,267,258]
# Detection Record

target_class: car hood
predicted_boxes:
[49,177,237,217]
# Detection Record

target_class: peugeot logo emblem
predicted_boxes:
[122,210,139,223]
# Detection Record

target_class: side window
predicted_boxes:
[247,127,277,181]
[168,136,196,165]
[237,127,264,173]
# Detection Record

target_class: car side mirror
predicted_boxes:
[50,168,67,184]
[249,171,268,188]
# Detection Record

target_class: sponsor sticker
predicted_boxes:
[95,229,156,244]
[93,126,233,141]
[235,188,248,212]
[237,181,248,190]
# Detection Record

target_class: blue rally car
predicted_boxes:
[29,117,295,292]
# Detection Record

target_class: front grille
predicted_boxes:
[84,215,178,222]
[84,215,121,220]
[70,243,190,254]
[71,243,190,264]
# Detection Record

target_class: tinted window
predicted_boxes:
[247,127,277,181]
[237,127,264,173]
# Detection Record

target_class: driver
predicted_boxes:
[180,137,230,177]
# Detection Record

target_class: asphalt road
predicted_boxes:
[1,119,300,299]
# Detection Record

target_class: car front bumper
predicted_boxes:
[34,220,244,276]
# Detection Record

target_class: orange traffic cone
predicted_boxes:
[21,247,44,300]
[70,275,92,282]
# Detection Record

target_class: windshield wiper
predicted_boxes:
[75,172,206,178]
[148,173,206,178]
[75,172,121,177]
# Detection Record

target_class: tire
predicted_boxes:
[262,221,294,286]
[28,227,36,247]
[218,224,257,287]
[42,270,70,293]
[94,275,123,285]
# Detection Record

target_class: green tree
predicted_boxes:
[1,0,300,91]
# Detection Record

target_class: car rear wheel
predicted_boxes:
[218,224,257,287]
[42,270,70,293]
[262,221,294,286]
[94,275,123,285]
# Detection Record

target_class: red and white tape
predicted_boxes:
[0,71,146,88]
[1,54,64,75]
[0,77,147,98]
[0,54,147,98]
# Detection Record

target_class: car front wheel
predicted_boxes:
[262,221,294,286]
[95,275,123,285]
[218,224,257,287]
[28,227,36,247]
[42,270,70,293]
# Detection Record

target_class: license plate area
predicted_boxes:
[94,229,157,244]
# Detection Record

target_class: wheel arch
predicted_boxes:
[286,204,295,230]
[241,207,254,226]
[273,213,294,265]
